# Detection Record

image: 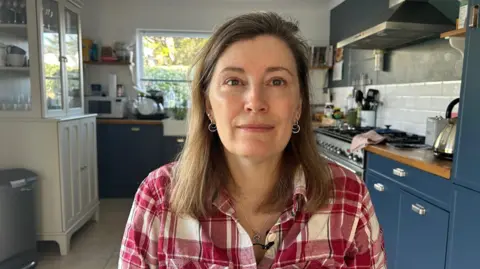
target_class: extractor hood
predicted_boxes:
[337,0,455,50]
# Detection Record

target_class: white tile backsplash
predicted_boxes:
[331,80,461,135]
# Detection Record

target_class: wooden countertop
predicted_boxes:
[96,119,164,125]
[365,145,452,180]
[311,121,335,129]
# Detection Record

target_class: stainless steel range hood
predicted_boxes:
[337,0,455,50]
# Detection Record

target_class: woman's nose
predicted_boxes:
[244,83,269,113]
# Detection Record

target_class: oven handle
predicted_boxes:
[321,153,362,177]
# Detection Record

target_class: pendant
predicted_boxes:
[252,233,261,244]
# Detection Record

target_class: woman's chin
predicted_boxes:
[233,143,282,159]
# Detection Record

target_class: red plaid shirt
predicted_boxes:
[119,162,386,268]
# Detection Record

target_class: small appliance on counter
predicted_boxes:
[433,98,460,159]
[132,90,168,120]
[85,96,127,118]
[426,116,449,147]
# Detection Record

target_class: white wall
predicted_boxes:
[329,0,345,10]
[82,0,331,47]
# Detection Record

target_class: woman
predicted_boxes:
[119,12,385,269]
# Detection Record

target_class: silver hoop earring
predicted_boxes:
[208,122,217,132]
[292,122,300,134]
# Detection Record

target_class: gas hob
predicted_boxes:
[315,126,426,173]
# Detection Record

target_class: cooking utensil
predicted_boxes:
[433,98,460,159]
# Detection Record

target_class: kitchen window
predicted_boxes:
[136,31,210,115]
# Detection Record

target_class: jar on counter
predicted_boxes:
[116,84,125,97]
[324,102,334,118]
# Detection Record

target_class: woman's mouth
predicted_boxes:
[237,124,275,133]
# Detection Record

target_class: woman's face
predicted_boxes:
[207,35,302,160]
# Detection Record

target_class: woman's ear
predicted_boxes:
[205,95,213,120]
[295,100,302,121]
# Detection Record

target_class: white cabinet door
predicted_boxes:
[86,117,99,207]
[79,119,90,213]
[59,120,81,231]
[79,116,98,212]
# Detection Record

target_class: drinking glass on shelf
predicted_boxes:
[11,0,17,24]
[19,0,24,24]
[0,0,4,24]
[5,0,12,24]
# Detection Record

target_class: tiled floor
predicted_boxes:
[36,199,133,269]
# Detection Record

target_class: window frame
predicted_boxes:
[135,29,211,95]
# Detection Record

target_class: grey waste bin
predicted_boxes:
[0,169,38,269]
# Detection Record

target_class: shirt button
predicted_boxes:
[267,233,277,242]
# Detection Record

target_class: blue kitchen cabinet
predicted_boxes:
[446,185,480,269]
[97,123,184,198]
[452,0,480,192]
[366,172,400,269]
[366,151,453,269]
[396,190,449,269]
[97,123,138,198]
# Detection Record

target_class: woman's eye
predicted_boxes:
[226,79,241,86]
[271,78,286,86]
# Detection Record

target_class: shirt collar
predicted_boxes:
[212,166,308,217]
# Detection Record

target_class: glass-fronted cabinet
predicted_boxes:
[42,0,63,113]
[0,0,33,116]
[0,0,84,119]
[64,6,82,111]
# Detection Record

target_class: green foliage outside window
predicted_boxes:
[141,35,208,119]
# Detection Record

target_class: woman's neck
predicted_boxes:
[225,152,282,213]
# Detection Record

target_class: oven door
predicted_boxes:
[320,152,364,180]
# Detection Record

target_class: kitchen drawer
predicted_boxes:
[366,153,452,210]
[396,190,449,269]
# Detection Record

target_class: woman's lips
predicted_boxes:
[237,124,274,132]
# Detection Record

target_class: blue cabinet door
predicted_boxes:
[396,190,449,269]
[366,173,400,269]
[452,0,480,192]
[97,124,138,198]
[446,185,480,269]
[162,136,186,164]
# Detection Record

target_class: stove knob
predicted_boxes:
[348,154,353,159]
[356,156,363,163]
[353,156,358,162]
[336,149,342,154]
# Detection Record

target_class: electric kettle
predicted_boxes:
[433,98,460,159]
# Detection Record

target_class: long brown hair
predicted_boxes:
[170,11,332,217]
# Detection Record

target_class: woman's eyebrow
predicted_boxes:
[265,66,293,76]
[220,67,245,74]
[220,66,293,76]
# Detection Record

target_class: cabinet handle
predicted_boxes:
[80,165,87,170]
[373,183,385,192]
[131,127,140,132]
[393,168,407,177]
[177,138,185,143]
[20,187,33,192]
[411,204,426,216]
[469,4,479,28]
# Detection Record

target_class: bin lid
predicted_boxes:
[0,168,38,188]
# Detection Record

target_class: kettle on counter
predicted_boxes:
[433,98,460,159]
